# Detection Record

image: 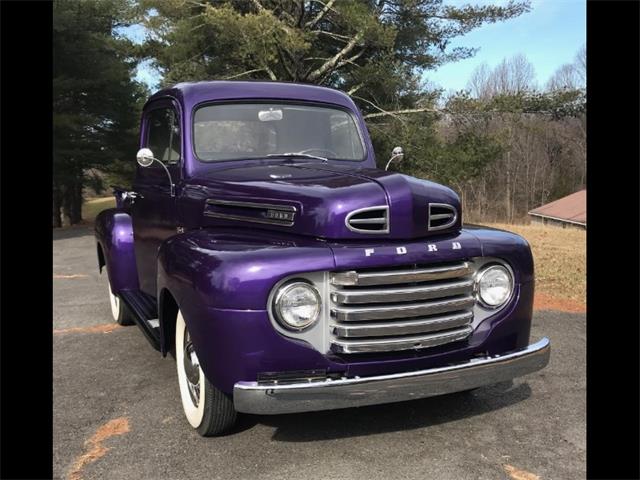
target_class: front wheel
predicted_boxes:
[175,310,237,436]
[108,280,134,326]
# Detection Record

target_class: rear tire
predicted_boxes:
[175,310,237,436]
[108,280,134,326]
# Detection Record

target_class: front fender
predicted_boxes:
[94,208,140,293]
[156,230,337,389]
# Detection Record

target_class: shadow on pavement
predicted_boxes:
[53,224,95,241]
[244,380,530,442]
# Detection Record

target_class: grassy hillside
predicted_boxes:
[488,223,586,310]
[82,197,116,223]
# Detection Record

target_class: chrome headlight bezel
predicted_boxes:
[273,280,322,331]
[474,263,514,309]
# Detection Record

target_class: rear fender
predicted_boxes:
[94,208,140,293]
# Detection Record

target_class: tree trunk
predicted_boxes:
[69,180,83,225]
[52,186,62,228]
[63,177,84,225]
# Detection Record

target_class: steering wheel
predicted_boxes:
[298,148,338,158]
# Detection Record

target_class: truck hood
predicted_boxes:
[181,161,461,240]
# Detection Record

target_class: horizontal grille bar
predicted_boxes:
[330,326,473,353]
[331,311,473,338]
[331,279,474,305]
[331,295,475,322]
[330,262,472,287]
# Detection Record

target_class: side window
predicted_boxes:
[146,107,181,164]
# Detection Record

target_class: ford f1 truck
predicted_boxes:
[95,81,550,436]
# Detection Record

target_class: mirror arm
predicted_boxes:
[385,154,401,171]
[151,158,176,197]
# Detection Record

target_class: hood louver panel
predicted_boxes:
[345,206,389,234]
[428,203,457,231]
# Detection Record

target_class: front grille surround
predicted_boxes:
[267,257,514,355]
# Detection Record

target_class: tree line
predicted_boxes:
[53,0,585,226]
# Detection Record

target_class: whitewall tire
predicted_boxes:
[108,280,134,325]
[175,310,237,436]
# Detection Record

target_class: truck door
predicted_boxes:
[131,100,182,296]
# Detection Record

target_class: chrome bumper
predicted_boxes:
[233,337,550,415]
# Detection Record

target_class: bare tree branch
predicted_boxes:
[306,0,337,28]
[347,83,364,95]
[363,107,437,120]
[311,30,352,42]
[264,66,277,81]
[352,95,409,124]
[223,68,271,80]
[306,31,363,81]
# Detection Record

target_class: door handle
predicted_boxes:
[123,191,143,204]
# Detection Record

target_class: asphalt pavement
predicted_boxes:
[53,225,586,480]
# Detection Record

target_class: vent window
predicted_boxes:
[428,203,457,231]
[346,206,389,234]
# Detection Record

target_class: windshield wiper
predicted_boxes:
[265,152,328,162]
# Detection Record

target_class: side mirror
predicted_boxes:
[136,148,156,168]
[135,147,176,197]
[385,146,404,171]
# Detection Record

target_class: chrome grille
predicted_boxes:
[345,206,389,234]
[329,261,475,354]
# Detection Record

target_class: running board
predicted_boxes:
[118,290,161,351]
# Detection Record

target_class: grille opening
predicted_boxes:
[346,206,389,234]
[428,203,457,231]
[329,260,476,353]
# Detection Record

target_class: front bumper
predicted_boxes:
[233,337,550,415]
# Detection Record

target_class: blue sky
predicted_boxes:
[125,0,586,93]
[426,0,586,92]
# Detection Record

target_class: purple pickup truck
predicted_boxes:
[95,80,550,436]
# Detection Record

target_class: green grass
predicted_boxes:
[82,196,116,223]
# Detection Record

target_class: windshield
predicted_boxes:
[193,103,366,162]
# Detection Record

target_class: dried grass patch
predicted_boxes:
[487,223,586,308]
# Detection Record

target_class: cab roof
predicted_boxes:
[146,80,357,112]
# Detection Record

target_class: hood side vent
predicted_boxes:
[346,206,389,234]
[428,203,457,231]
[204,199,296,226]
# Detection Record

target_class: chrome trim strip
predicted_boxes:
[331,311,473,338]
[345,205,389,234]
[233,338,551,414]
[204,198,297,226]
[331,295,475,322]
[330,325,472,353]
[330,262,472,286]
[331,279,474,304]
[428,203,458,231]
[205,198,297,212]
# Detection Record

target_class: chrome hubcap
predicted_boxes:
[183,331,201,407]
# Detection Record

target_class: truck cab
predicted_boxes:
[95,81,549,436]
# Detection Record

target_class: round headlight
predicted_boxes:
[273,281,321,331]
[476,264,513,308]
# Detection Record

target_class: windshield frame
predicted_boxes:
[190,100,369,164]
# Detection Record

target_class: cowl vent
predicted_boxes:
[428,203,457,231]
[345,206,389,234]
